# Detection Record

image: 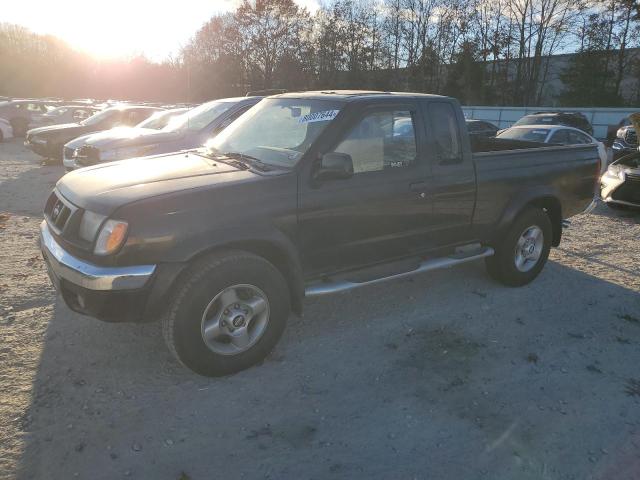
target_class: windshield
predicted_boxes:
[498,128,550,142]
[164,101,233,132]
[138,109,187,130]
[206,98,343,168]
[80,108,118,126]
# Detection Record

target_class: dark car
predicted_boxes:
[24,105,162,162]
[63,97,261,170]
[40,91,601,376]
[0,99,60,136]
[29,105,100,129]
[512,112,593,136]
[466,119,499,138]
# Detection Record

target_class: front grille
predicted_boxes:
[64,146,75,159]
[75,145,100,165]
[44,191,76,233]
[625,129,638,146]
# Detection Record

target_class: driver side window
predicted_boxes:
[332,110,417,174]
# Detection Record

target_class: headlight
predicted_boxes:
[602,168,625,182]
[78,210,106,242]
[94,219,128,255]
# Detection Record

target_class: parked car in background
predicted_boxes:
[29,105,100,129]
[0,117,13,142]
[601,151,640,209]
[0,99,59,136]
[63,108,189,170]
[497,125,608,170]
[24,105,162,162]
[63,96,260,170]
[511,112,594,136]
[40,91,601,376]
[612,125,637,160]
[137,108,189,129]
[466,119,499,138]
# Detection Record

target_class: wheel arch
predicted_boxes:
[186,239,305,315]
[496,191,563,247]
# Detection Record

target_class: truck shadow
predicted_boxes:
[14,259,640,480]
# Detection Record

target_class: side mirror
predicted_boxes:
[315,152,354,181]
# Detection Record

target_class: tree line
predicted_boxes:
[1,0,639,107]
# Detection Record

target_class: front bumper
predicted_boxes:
[40,221,160,322]
[601,172,640,208]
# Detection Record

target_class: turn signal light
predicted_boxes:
[94,220,128,255]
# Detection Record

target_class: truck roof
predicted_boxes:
[272,90,451,102]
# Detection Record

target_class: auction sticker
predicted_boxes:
[298,110,340,124]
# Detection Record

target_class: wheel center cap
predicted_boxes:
[232,315,246,328]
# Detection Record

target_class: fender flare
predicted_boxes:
[494,187,563,246]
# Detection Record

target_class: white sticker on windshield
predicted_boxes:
[298,110,340,124]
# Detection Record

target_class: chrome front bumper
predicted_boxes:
[40,221,156,291]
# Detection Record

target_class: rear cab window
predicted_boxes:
[425,101,462,164]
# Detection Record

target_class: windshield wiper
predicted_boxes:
[221,152,274,172]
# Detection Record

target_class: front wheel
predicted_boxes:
[485,207,552,287]
[162,250,290,376]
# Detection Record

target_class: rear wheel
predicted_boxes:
[162,250,290,376]
[486,207,552,287]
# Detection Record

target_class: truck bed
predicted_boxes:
[472,142,600,241]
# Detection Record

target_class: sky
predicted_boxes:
[3,0,320,60]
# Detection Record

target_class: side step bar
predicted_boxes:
[305,247,495,297]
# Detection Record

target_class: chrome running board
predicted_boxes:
[305,247,495,297]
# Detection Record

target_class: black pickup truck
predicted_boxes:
[40,91,601,376]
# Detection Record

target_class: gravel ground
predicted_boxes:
[1,138,639,480]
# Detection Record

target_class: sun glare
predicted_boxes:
[3,0,319,60]
[2,0,238,60]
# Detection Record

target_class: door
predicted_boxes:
[298,104,436,276]
[422,100,476,246]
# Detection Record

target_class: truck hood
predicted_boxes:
[57,150,256,215]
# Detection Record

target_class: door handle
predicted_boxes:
[410,181,431,199]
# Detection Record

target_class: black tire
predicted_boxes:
[0,129,3,143]
[162,250,290,376]
[485,207,552,287]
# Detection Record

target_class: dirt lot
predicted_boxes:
[1,137,639,480]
